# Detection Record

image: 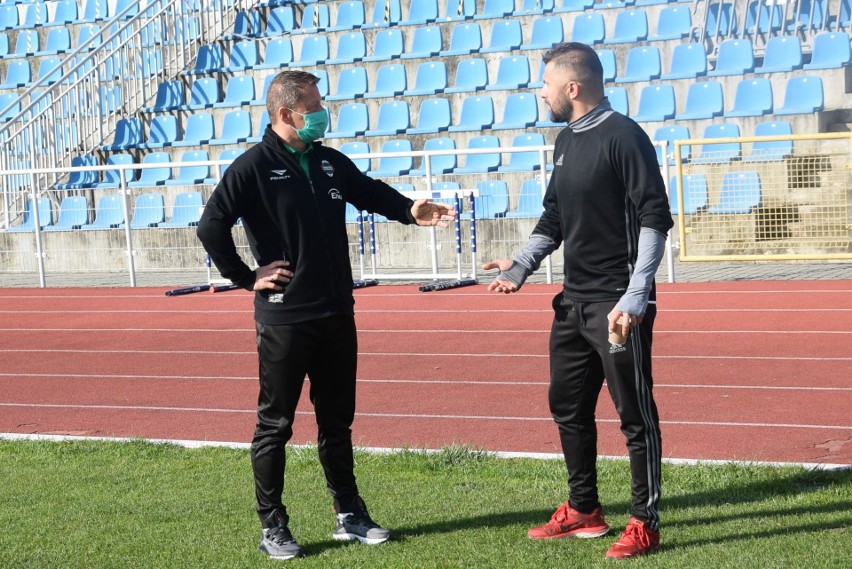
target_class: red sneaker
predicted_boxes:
[605,517,660,559]
[527,502,610,539]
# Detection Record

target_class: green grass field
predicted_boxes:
[1,440,849,568]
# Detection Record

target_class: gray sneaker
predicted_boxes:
[259,511,305,560]
[333,498,392,545]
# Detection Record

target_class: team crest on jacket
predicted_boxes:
[321,160,335,177]
[328,188,342,200]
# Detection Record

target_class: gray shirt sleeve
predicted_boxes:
[615,227,667,316]
[497,234,559,289]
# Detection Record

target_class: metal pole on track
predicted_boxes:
[119,169,137,287]
[29,173,46,288]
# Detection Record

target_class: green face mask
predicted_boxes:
[290,108,328,143]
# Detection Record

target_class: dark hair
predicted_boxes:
[266,70,320,123]
[542,42,604,89]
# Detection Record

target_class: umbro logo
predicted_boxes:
[270,168,290,181]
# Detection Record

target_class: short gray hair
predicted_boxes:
[542,42,604,89]
[266,70,320,123]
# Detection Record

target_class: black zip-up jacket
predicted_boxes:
[197,126,416,325]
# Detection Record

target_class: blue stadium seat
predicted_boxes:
[182,44,223,76]
[43,196,89,231]
[725,78,773,117]
[365,64,406,98]
[256,38,293,69]
[0,33,8,58]
[0,92,18,122]
[515,0,555,15]
[247,110,271,143]
[326,103,369,138]
[340,141,371,174]
[454,135,501,173]
[96,153,136,188]
[402,25,442,59]
[481,19,522,52]
[744,0,783,35]
[36,28,71,55]
[492,93,538,130]
[676,81,723,120]
[12,29,39,57]
[9,197,52,232]
[754,35,803,73]
[448,95,494,132]
[101,117,143,151]
[669,174,708,215]
[693,123,741,163]
[705,1,739,37]
[365,100,410,136]
[205,148,246,184]
[0,59,33,89]
[632,84,676,122]
[371,139,413,177]
[439,0,476,21]
[139,115,179,149]
[400,0,439,25]
[172,15,201,45]
[440,22,482,55]
[328,1,365,32]
[128,152,172,188]
[36,56,63,85]
[165,150,210,186]
[404,62,447,96]
[144,80,185,112]
[222,9,261,40]
[293,3,329,34]
[786,0,826,33]
[521,16,563,50]
[363,29,403,61]
[605,10,649,44]
[16,2,48,29]
[474,0,514,20]
[486,55,530,91]
[707,39,754,76]
[775,76,824,115]
[291,36,328,66]
[313,69,329,97]
[804,32,852,70]
[252,74,275,106]
[210,110,252,145]
[173,113,215,147]
[654,125,691,165]
[364,0,402,28]
[221,40,260,72]
[327,32,366,65]
[327,66,368,100]
[615,46,661,83]
[744,120,793,162]
[468,180,510,218]
[650,5,692,40]
[507,177,546,218]
[708,171,761,214]
[410,137,457,175]
[597,49,617,82]
[179,78,221,110]
[445,58,487,93]
[0,5,16,31]
[407,97,452,134]
[499,133,547,173]
[606,86,629,115]
[260,6,296,36]
[661,42,707,79]
[81,0,109,23]
[80,194,124,230]
[160,192,204,228]
[213,75,255,108]
[56,155,97,190]
[127,192,166,228]
[555,0,595,12]
[571,13,606,45]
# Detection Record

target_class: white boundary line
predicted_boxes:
[0,433,847,471]
[1,403,849,431]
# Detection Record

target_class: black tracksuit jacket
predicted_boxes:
[197,126,416,325]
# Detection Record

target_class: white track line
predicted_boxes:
[1,372,849,392]
[1,402,849,431]
[1,433,847,471]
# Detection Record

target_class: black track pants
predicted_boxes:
[548,296,662,530]
[251,315,359,525]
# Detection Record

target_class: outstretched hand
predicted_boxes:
[411,199,457,228]
[482,259,518,294]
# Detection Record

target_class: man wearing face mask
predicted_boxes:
[197,70,456,560]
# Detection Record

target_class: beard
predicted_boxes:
[548,95,574,124]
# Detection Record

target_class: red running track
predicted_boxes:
[0,282,850,467]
